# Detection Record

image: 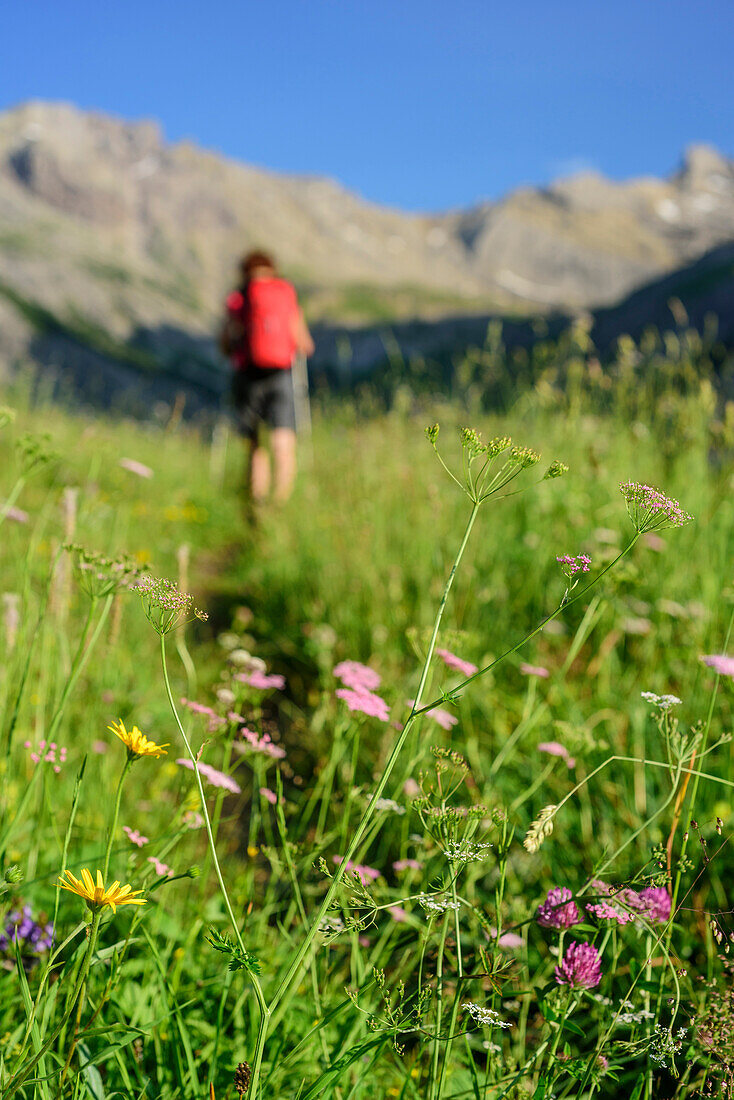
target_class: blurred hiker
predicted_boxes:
[220,250,314,503]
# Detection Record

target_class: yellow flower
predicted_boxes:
[107,719,168,759]
[58,868,145,913]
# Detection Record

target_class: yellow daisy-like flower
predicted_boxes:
[107,719,168,759]
[58,868,145,913]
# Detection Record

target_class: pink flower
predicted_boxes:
[237,670,286,690]
[586,882,643,925]
[6,506,29,524]
[701,654,734,680]
[147,856,174,878]
[538,741,575,769]
[403,778,420,798]
[332,856,380,884]
[393,859,422,872]
[232,723,287,759]
[408,700,458,729]
[537,887,582,929]
[554,941,602,988]
[388,905,408,923]
[638,886,672,923]
[431,707,458,731]
[25,739,67,771]
[497,931,524,948]
[557,553,591,577]
[119,457,153,479]
[123,826,148,847]
[180,697,218,718]
[643,533,666,552]
[176,758,242,794]
[336,688,390,721]
[183,810,204,829]
[520,663,549,678]
[435,648,478,678]
[586,900,635,925]
[260,787,278,805]
[91,740,108,754]
[334,660,381,692]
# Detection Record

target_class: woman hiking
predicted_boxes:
[220,250,314,504]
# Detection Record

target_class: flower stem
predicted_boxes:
[102,756,132,880]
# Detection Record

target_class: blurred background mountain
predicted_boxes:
[0,100,733,407]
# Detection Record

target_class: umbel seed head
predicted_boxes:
[234,1062,252,1095]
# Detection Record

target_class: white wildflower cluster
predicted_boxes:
[616,1000,656,1025]
[374,798,406,815]
[318,916,345,937]
[641,691,682,711]
[649,1023,687,1066]
[418,894,461,915]
[443,840,493,863]
[463,1003,512,1029]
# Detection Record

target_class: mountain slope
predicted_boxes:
[0,100,733,396]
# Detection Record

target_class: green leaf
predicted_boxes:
[205,927,261,974]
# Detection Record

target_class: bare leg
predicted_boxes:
[249,436,271,502]
[272,428,297,502]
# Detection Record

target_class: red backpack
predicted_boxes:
[226,278,297,370]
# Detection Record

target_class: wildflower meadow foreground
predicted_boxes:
[1,355,733,1099]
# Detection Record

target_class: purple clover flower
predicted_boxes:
[554,940,602,988]
[537,887,582,929]
[638,886,672,923]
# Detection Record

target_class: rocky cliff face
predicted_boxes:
[0,99,732,395]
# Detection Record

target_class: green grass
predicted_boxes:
[1,349,733,1098]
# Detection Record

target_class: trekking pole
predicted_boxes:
[291,352,313,463]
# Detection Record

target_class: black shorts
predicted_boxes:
[231,368,296,439]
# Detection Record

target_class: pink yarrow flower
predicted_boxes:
[233,725,287,760]
[538,741,576,769]
[537,887,582,929]
[336,687,390,721]
[176,758,242,794]
[701,655,734,680]
[123,826,148,847]
[407,700,458,730]
[6,506,29,524]
[435,648,478,677]
[393,859,422,872]
[388,905,408,923]
[147,856,174,878]
[620,482,692,533]
[237,670,286,690]
[332,856,380,884]
[520,663,550,678]
[554,941,602,988]
[498,931,524,948]
[24,739,67,774]
[557,553,591,578]
[119,457,153,479]
[260,787,278,805]
[334,660,381,692]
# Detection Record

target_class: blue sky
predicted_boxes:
[2,1,732,211]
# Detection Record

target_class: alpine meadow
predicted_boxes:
[1,318,734,1100]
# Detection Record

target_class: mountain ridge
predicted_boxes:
[0,100,733,400]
